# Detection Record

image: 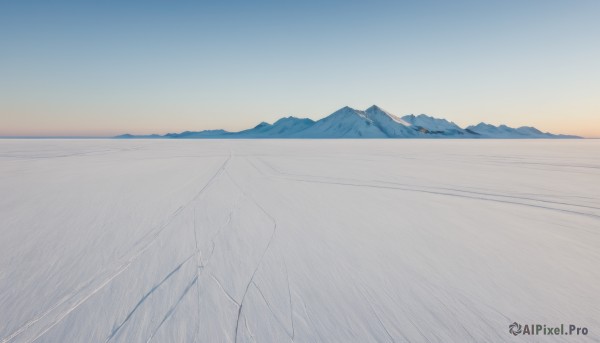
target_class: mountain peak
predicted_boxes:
[273,116,315,126]
[329,106,366,119]
[366,105,383,112]
[254,122,270,129]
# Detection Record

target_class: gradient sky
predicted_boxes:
[1,0,599,137]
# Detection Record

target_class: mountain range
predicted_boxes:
[116,105,580,139]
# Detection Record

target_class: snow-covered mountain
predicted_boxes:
[164,129,228,138]
[363,106,419,138]
[290,106,387,138]
[116,106,580,139]
[159,117,315,139]
[465,123,576,138]
[237,117,315,137]
[401,114,471,136]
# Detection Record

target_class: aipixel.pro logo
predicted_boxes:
[509,322,522,336]
[509,322,588,336]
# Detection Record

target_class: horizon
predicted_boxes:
[1,1,599,138]
[0,105,597,139]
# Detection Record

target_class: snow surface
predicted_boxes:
[1,139,599,342]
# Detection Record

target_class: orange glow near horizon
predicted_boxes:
[2,106,599,138]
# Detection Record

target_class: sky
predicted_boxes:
[1,0,599,137]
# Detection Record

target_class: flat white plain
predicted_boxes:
[1,139,598,342]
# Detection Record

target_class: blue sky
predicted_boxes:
[1,0,599,137]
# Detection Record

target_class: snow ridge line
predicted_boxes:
[2,154,232,343]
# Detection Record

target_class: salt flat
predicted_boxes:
[1,139,599,342]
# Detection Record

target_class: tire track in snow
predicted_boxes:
[105,254,195,342]
[233,212,277,343]
[244,317,256,343]
[251,282,294,341]
[256,156,600,215]
[145,275,199,343]
[289,178,600,220]
[2,154,231,343]
[1,146,144,161]
[256,156,588,341]
[210,274,240,307]
[282,257,295,340]
[199,207,236,269]
[374,180,600,212]
[224,164,279,343]
[191,206,203,343]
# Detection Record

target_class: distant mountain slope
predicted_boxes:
[363,106,418,138]
[163,130,229,139]
[116,105,581,139]
[466,123,578,138]
[237,117,315,137]
[401,114,472,136]
[115,133,163,139]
